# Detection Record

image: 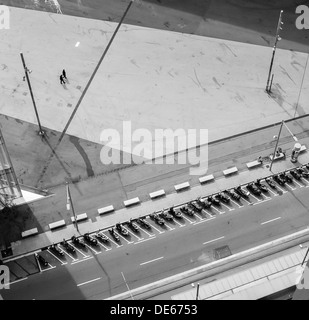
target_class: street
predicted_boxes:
[3,180,309,300]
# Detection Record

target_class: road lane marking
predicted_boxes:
[9,277,28,285]
[71,256,94,265]
[77,277,101,287]
[203,236,225,245]
[193,217,216,225]
[261,217,281,225]
[134,237,156,245]
[140,256,164,266]
[47,250,67,265]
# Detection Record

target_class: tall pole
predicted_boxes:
[266,10,283,93]
[66,183,79,232]
[269,120,284,171]
[196,283,200,300]
[20,52,45,136]
[301,247,309,267]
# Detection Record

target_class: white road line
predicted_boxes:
[134,237,156,245]
[302,177,309,185]
[253,198,272,206]
[84,243,100,254]
[149,223,165,234]
[62,250,78,262]
[172,219,185,227]
[285,183,296,190]
[106,236,123,248]
[48,250,67,265]
[261,217,281,225]
[293,180,304,188]
[69,243,90,258]
[97,241,111,251]
[126,229,143,241]
[182,215,194,224]
[210,205,225,214]
[77,277,101,287]
[275,184,288,194]
[261,192,271,200]
[267,188,278,196]
[203,236,225,245]
[140,256,164,266]
[138,227,154,237]
[8,277,28,285]
[202,209,214,218]
[230,199,243,208]
[41,264,56,272]
[240,197,252,205]
[220,202,235,211]
[71,256,94,265]
[248,193,262,202]
[116,232,134,244]
[193,217,216,225]
[163,222,175,231]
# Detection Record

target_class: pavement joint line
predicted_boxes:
[261,217,282,225]
[203,236,225,245]
[77,277,101,287]
[140,256,164,266]
[71,256,94,265]
[134,237,156,245]
[8,277,28,286]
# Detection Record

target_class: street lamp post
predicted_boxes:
[66,183,79,232]
[191,282,200,300]
[20,52,45,136]
[266,10,284,93]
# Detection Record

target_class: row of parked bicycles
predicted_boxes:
[35,164,309,266]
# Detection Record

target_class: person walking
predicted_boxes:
[60,74,65,85]
[62,69,67,80]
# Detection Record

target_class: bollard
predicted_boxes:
[291,143,302,163]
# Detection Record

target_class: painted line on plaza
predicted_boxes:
[261,217,281,225]
[140,256,164,266]
[134,237,156,245]
[203,236,225,245]
[8,277,28,286]
[77,277,101,287]
[71,256,94,265]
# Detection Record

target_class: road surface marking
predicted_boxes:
[9,277,28,285]
[240,197,252,205]
[134,237,156,245]
[149,223,165,234]
[193,217,216,225]
[248,193,262,202]
[261,192,271,200]
[301,177,309,185]
[47,250,67,265]
[210,206,225,214]
[121,272,134,300]
[75,41,80,47]
[116,232,134,244]
[261,217,281,225]
[140,256,164,266]
[61,250,78,262]
[71,256,93,265]
[182,215,194,224]
[253,198,271,206]
[84,243,101,254]
[77,277,101,287]
[126,229,143,241]
[275,185,287,194]
[106,236,122,248]
[41,264,56,272]
[285,183,296,190]
[138,227,154,237]
[220,203,235,211]
[293,180,303,188]
[230,199,243,208]
[97,241,111,251]
[267,188,278,196]
[172,219,185,227]
[203,236,225,245]
[69,244,90,258]
[163,222,176,231]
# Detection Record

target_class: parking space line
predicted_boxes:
[41,264,56,272]
[149,223,165,234]
[253,198,272,206]
[134,237,156,245]
[62,250,78,262]
[162,222,175,231]
[71,257,94,265]
[173,219,185,227]
[248,193,262,202]
[240,197,252,205]
[302,177,309,185]
[126,228,143,241]
[261,193,271,200]
[193,217,216,225]
[267,188,278,196]
[9,277,28,285]
[285,183,296,190]
[107,236,123,247]
[84,243,101,254]
[181,215,194,224]
[138,227,155,237]
[261,216,281,225]
[293,180,304,188]
[210,206,225,214]
[220,203,235,211]
[97,241,111,251]
[69,243,90,258]
[230,199,243,208]
[275,184,288,193]
[201,209,214,218]
[47,250,68,265]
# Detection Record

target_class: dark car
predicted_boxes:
[127,219,139,232]
[149,213,165,225]
[159,211,174,221]
[265,177,277,189]
[95,231,110,243]
[61,239,76,253]
[179,205,194,216]
[136,218,151,229]
[109,228,120,242]
[168,207,182,218]
[116,223,129,236]
[49,244,64,256]
[273,174,285,186]
[215,192,230,203]
[225,189,241,201]
[279,172,292,183]
[298,167,309,178]
[83,233,98,246]
[247,183,261,196]
[35,253,48,266]
[207,196,220,206]
[196,197,211,209]
[255,180,268,192]
[290,169,301,180]
[235,186,250,198]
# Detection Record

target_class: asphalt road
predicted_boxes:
[3,182,309,300]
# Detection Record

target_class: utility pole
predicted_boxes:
[269,120,284,171]
[66,182,79,232]
[20,52,45,136]
[266,10,284,93]
[192,282,200,300]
